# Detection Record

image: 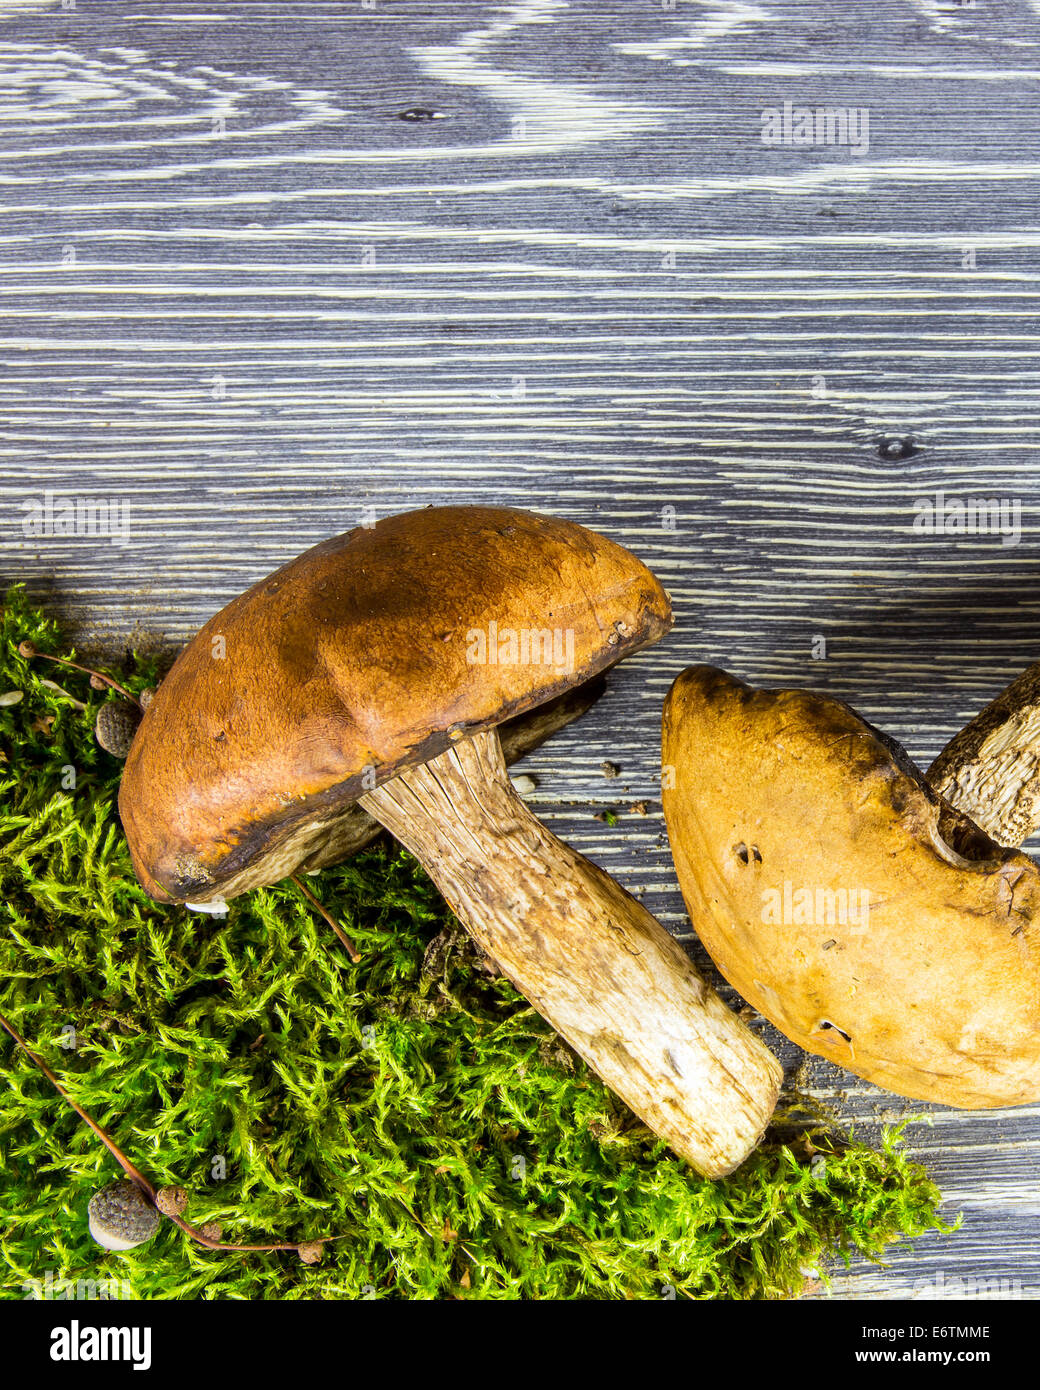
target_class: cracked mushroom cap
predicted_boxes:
[120,506,671,905]
[662,665,1040,1109]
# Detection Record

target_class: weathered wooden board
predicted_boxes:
[3,0,1040,1298]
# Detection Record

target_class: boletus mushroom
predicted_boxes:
[119,507,781,1175]
[661,664,1040,1109]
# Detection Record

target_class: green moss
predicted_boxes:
[0,585,954,1300]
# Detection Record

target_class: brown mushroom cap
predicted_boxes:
[662,665,1040,1109]
[120,506,671,904]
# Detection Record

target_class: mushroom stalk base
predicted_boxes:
[359,728,781,1177]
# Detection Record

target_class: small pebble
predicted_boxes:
[511,773,537,795]
[600,761,619,778]
[0,690,24,707]
[95,700,142,757]
[88,1180,160,1251]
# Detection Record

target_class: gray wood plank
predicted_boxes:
[3,0,1040,1298]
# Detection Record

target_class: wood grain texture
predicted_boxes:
[3,0,1040,1298]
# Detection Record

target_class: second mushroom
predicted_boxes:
[662,664,1040,1108]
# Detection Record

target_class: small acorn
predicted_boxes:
[95,699,142,758]
[87,1180,160,1251]
[155,1185,189,1217]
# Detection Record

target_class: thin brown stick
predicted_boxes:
[0,1008,346,1256]
[290,873,361,962]
[0,1009,155,1195]
[18,642,142,710]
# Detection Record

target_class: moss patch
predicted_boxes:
[0,586,954,1300]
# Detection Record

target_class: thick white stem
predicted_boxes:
[359,728,781,1177]
[928,663,1040,848]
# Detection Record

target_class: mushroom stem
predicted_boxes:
[359,728,781,1177]
[927,663,1040,848]
[296,677,607,873]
